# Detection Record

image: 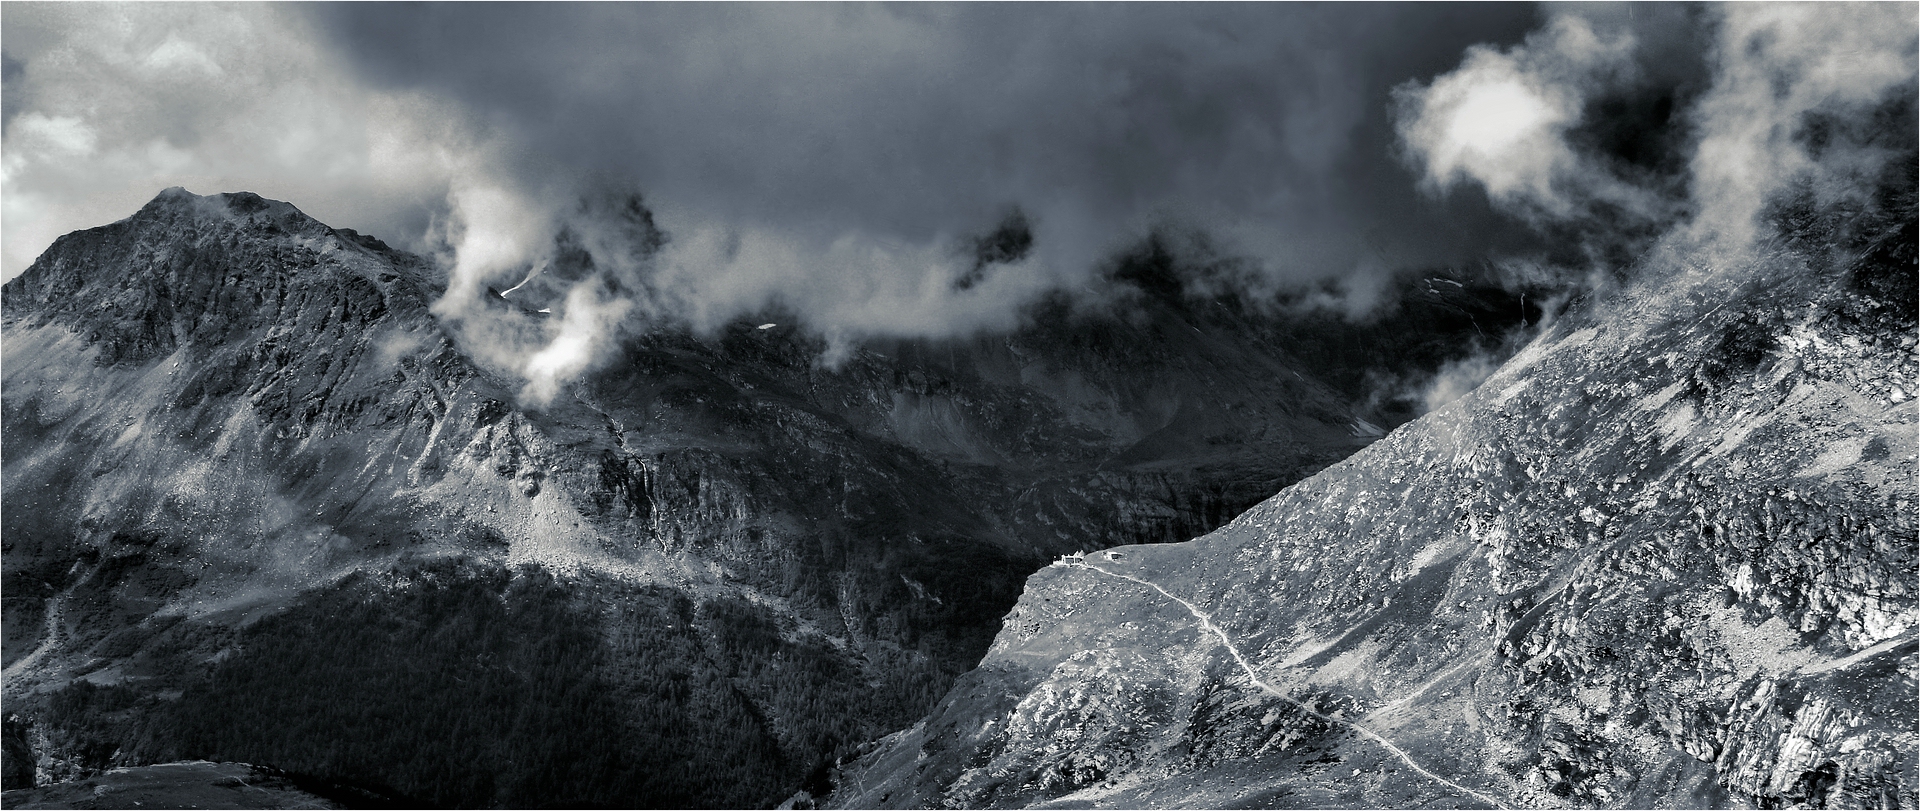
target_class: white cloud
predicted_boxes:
[1,4,467,279]
[6,113,97,157]
[1685,3,1918,252]
[435,181,555,309]
[1436,78,1564,198]
[143,36,223,76]
[520,282,633,406]
[1399,4,1917,254]
[1394,13,1640,220]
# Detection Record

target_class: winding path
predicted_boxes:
[1065,559,1510,810]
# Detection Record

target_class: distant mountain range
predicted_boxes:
[1,187,1537,808]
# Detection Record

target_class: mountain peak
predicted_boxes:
[3,188,433,365]
[149,184,195,202]
[130,186,314,230]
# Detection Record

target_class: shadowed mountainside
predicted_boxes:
[1,188,1535,807]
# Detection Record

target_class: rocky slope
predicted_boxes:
[0,189,1529,806]
[0,759,416,809]
[826,164,1918,807]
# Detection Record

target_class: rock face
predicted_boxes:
[0,189,1526,806]
[827,176,1918,806]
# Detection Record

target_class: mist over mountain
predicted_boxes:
[824,4,1920,810]
[830,173,1917,808]
[2,3,1727,416]
[3,3,1915,810]
[0,184,1539,807]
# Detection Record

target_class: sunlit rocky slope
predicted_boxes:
[827,159,1917,808]
[0,188,1527,807]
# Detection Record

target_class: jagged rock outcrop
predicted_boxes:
[827,171,1917,808]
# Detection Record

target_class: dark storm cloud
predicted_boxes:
[5,3,1908,412]
[306,3,1544,296]
[285,3,1574,401]
[27,3,1820,408]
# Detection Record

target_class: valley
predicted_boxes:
[824,159,1918,809]
[0,189,1532,807]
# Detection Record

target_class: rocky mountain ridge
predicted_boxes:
[825,161,1918,808]
[1,187,1533,806]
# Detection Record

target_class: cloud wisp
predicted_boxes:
[1683,3,1919,255]
[1397,12,1651,220]
[1396,3,1916,268]
[7,3,1554,405]
[13,4,1910,410]
[1394,3,1915,413]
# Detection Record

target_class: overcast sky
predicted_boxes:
[3,4,1543,285]
[4,3,1912,402]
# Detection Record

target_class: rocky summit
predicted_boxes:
[0,188,1527,807]
[825,157,1918,807]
